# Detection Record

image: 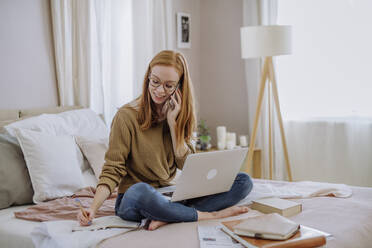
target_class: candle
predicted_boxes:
[226,140,235,150]
[226,132,236,147]
[239,135,248,147]
[216,126,226,149]
[217,141,225,150]
[230,132,236,146]
[226,132,231,141]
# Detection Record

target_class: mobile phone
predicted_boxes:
[168,83,180,110]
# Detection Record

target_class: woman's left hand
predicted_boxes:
[167,89,182,127]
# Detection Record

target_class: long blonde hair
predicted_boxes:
[137,50,196,149]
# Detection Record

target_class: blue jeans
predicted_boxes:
[115,172,253,223]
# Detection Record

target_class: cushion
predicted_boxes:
[75,136,109,180]
[4,108,109,172]
[4,114,61,137]
[52,108,109,138]
[14,129,85,203]
[0,133,33,209]
[82,168,99,187]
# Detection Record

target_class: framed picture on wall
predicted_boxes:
[177,12,191,49]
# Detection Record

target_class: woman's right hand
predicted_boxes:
[77,208,96,226]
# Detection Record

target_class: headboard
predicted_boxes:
[0,106,83,127]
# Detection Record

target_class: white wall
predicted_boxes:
[200,0,249,146]
[131,0,201,115]
[0,0,245,149]
[173,0,201,116]
[0,0,58,109]
[0,0,200,113]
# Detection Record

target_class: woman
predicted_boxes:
[78,50,253,231]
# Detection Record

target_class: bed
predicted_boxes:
[1,107,372,248]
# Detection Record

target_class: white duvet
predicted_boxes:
[236,179,352,206]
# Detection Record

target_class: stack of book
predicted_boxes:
[221,213,331,248]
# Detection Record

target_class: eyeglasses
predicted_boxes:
[148,76,178,94]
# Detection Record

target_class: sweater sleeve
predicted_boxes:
[175,141,195,170]
[97,113,131,194]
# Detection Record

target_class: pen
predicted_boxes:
[74,198,92,224]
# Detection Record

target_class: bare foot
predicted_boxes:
[147,206,249,229]
[197,206,249,221]
[148,220,168,231]
[213,206,249,219]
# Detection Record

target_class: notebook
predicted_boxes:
[72,216,141,232]
[251,197,302,217]
[232,213,300,240]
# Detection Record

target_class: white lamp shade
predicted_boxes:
[240,25,292,58]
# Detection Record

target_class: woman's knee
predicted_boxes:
[124,182,152,201]
[126,182,152,194]
[116,183,154,221]
[236,172,253,198]
[122,182,156,208]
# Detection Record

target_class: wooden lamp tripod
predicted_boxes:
[240,25,293,181]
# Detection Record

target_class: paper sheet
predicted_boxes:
[198,224,244,248]
[31,219,142,248]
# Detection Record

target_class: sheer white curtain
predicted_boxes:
[132,0,174,98]
[243,0,286,180]
[51,0,133,124]
[283,118,372,187]
[275,0,372,187]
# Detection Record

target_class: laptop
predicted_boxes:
[157,147,248,202]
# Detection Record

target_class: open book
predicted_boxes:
[72,216,141,232]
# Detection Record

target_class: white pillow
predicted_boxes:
[82,168,99,187]
[56,109,109,138]
[14,129,85,203]
[75,136,109,180]
[4,108,109,139]
[4,114,63,137]
[4,108,109,172]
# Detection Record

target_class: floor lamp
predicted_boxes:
[240,25,293,181]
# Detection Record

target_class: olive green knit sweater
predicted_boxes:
[97,104,193,194]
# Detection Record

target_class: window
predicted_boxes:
[276,0,372,119]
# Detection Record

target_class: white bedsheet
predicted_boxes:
[0,180,365,248]
[0,204,36,248]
